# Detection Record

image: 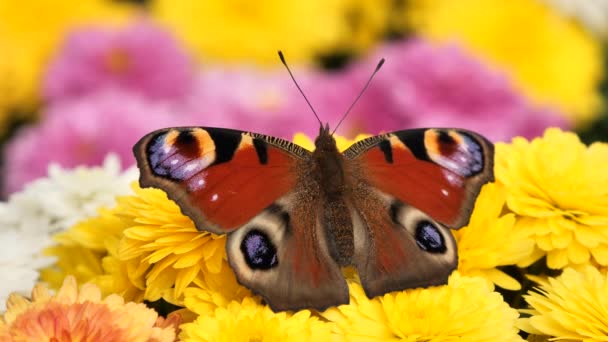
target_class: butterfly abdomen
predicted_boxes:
[323,197,354,266]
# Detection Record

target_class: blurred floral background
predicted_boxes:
[1,0,608,341]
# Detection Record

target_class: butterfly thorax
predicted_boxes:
[312,125,354,266]
[312,126,347,199]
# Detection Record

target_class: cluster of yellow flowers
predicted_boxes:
[0,128,602,340]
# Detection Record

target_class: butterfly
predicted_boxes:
[133,124,494,312]
[133,51,494,312]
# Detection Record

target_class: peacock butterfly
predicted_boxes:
[132,53,494,312]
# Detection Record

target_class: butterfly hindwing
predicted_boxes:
[225,195,349,312]
[344,128,493,298]
[133,127,311,234]
[349,189,458,298]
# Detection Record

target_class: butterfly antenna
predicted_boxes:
[331,58,385,135]
[278,50,323,127]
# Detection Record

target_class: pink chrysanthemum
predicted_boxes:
[187,40,567,141]
[3,89,190,194]
[182,66,344,139]
[342,40,569,141]
[44,21,194,103]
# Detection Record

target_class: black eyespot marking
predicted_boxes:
[176,130,195,145]
[438,131,455,144]
[240,229,278,270]
[415,221,446,253]
[174,131,201,159]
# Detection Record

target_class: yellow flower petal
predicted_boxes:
[519,266,608,340]
[497,128,608,269]
[455,183,535,289]
[180,297,333,341]
[323,273,523,341]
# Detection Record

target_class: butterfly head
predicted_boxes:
[314,123,338,154]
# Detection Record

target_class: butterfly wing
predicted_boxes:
[133,127,311,234]
[134,127,348,311]
[225,194,349,312]
[344,128,493,297]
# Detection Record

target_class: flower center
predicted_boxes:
[104,48,131,74]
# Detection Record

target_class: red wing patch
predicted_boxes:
[133,127,308,234]
[362,144,466,227]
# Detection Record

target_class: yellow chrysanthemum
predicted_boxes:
[150,0,386,65]
[0,0,132,131]
[518,266,608,340]
[42,184,233,305]
[40,245,105,291]
[323,273,523,341]
[0,276,178,342]
[407,0,603,123]
[455,183,535,290]
[41,210,130,295]
[114,185,227,304]
[327,0,393,56]
[180,297,333,342]
[182,263,251,317]
[496,128,608,269]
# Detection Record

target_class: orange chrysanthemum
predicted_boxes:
[0,276,179,342]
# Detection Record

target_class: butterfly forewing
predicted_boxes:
[344,128,494,228]
[133,127,310,234]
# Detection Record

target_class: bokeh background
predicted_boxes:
[1,0,607,196]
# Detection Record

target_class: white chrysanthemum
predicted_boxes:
[0,154,137,235]
[542,0,608,37]
[0,154,137,310]
[0,230,54,310]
